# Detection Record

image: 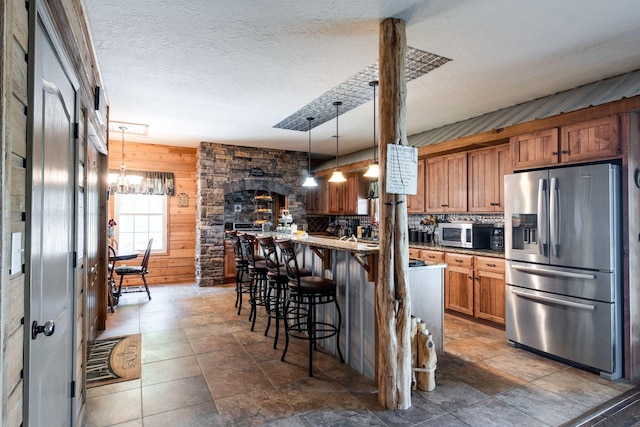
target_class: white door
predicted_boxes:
[27,3,78,425]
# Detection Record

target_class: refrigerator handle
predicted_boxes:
[537,178,548,256]
[550,177,559,256]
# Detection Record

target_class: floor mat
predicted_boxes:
[86,334,141,388]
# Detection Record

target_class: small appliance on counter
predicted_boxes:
[437,222,492,249]
[326,222,339,236]
[490,225,504,252]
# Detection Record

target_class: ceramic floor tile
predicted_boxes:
[86,379,141,398]
[85,388,141,427]
[447,362,527,396]
[452,397,548,427]
[482,348,568,382]
[141,338,193,363]
[139,317,183,333]
[141,375,213,417]
[495,382,591,425]
[141,328,188,347]
[532,368,626,408]
[202,361,276,400]
[418,376,489,412]
[142,401,223,426]
[214,388,296,427]
[141,354,202,386]
[189,332,242,354]
[299,409,388,427]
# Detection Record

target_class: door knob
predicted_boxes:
[31,320,55,339]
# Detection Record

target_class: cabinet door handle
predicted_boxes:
[455,259,463,263]
[551,151,558,155]
[561,150,569,154]
[441,204,449,207]
[427,255,436,259]
[468,275,473,279]
[475,277,479,280]
[487,263,496,267]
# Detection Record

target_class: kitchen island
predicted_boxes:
[248,231,447,381]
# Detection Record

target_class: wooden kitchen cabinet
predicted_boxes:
[328,173,367,214]
[473,256,506,325]
[510,128,559,170]
[560,115,619,164]
[468,144,511,212]
[444,253,474,316]
[426,152,467,213]
[419,249,445,263]
[306,178,328,214]
[407,158,426,213]
[511,116,620,171]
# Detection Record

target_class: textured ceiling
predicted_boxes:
[83,0,640,158]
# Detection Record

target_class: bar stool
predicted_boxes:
[276,239,344,377]
[256,236,288,349]
[239,233,269,331]
[226,230,250,315]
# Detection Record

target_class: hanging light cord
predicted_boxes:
[307,117,314,174]
[333,101,342,168]
[120,126,127,175]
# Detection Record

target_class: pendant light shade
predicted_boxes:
[302,117,318,187]
[328,101,347,183]
[109,126,143,188]
[363,80,379,178]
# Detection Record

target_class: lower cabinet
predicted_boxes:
[444,253,474,316]
[411,247,506,325]
[473,256,506,325]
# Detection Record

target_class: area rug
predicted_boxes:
[87,334,141,388]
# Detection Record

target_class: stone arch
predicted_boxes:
[222,179,292,196]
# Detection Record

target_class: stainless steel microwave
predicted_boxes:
[437,223,493,249]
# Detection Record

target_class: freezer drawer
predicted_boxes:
[506,261,617,303]
[506,285,620,379]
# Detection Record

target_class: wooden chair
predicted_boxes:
[115,238,153,301]
[107,245,117,312]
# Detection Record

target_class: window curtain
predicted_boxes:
[108,170,175,195]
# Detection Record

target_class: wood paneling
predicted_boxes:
[109,142,197,285]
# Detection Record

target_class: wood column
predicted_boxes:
[376,17,412,410]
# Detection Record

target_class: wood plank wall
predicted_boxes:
[2,0,29,425]
[108,142,197,285]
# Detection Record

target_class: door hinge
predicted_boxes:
[73,123,79,139]
[70,381,76,398]
[73,255,77,268]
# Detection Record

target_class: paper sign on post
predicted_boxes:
[386,144,418,195]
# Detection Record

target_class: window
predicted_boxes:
[114,194,167,253]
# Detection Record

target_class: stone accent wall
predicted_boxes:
[196,142,308,286]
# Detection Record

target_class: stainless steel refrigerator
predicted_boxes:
[504,163,622,380]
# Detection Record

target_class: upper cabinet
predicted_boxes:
[328,173,368,215]
[510,128,559,170]
[468,144,511,212]
[560,115,620,164]
[511,115,620,170]
[426,152,467,213]
[306,178,329,214]
[407,158,426,213]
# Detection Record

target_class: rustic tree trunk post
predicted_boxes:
[376,17,412,410]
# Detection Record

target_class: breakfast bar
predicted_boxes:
[251,231,446,380]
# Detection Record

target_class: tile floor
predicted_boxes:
[85,283,636,427]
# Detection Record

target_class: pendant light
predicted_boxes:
[328,101,346,183]
[302,117,318,187]
[109,126,142,190]
[363,80,380,178]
